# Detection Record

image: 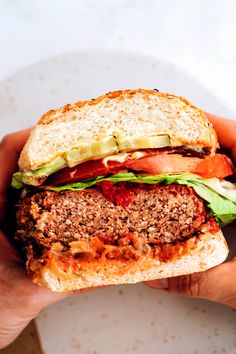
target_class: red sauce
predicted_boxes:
[192,211,207,229]
[208,217,220,234]
[151,240,194,262]
[32,219,221,274]
[96,181,140,206]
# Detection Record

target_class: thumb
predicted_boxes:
[145,259,236,308]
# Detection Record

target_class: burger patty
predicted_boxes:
[16,184,207,251]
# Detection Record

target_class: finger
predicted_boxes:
[205,113,236,160]
[0,231,21,263]
[28,284,109,315]
[145,259,236,308]
[0,129,32,221]
[0,128,32,193]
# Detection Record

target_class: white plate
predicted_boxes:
[1,50,236,354]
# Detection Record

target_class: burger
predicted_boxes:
[12,89,236,292]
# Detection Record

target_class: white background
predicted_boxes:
[0,0,236,113]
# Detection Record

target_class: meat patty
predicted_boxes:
[16,184,207,251]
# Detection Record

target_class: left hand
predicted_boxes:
[0,130,94,349]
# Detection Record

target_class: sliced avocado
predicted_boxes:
[65,136,118,167]
[116,135,170,150]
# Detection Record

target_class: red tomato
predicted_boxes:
[46,153,233,186]
[125,154,199,174]
[47,159,126,186]
[125,154,233,179]
[193,154,233,178]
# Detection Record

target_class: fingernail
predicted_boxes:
[150,279,169,289]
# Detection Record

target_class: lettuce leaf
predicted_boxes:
[174,178,236,226]
[11,172,25,189]
[11,157,67,189]
[45,172,236,226]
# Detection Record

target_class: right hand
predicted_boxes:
[145,113,236,308]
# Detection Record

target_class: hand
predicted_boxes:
[0,130,93,349]
[145,113,236,308]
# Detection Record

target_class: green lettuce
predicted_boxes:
[45,172,236,226]
[11,172,25,189]
[11,157,67,189]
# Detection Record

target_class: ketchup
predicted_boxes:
[96,181,144,207]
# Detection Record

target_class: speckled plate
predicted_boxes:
[1,49,236,354]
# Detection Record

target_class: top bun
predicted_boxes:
[19,89,218,172]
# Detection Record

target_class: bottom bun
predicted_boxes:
[29,229,228,292]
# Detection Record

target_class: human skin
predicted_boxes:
[145,113,236,309]
[0,129,97,349]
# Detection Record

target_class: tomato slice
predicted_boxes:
[47,159,126,186]
[193,154,233,178]
[125,154,233,179]
[125,154,199,174]
[46,153,233,186]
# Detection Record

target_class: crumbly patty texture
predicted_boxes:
[16,184,206,250]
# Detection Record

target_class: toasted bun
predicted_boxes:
[19,89,217,172]
[28,230,228,292]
